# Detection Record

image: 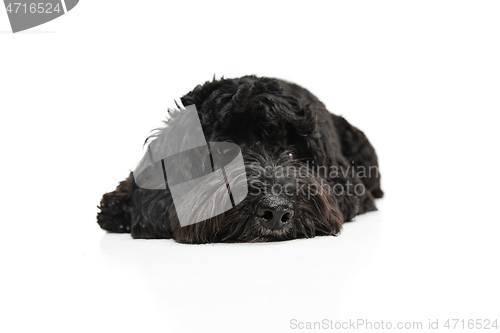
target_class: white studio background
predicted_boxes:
[1,1,499,332]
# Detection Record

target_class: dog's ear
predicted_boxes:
[298,107,339,168]
[330,114,384,200]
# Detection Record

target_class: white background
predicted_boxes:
[1,1,499,332]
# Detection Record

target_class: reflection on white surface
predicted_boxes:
[2,181,499,333]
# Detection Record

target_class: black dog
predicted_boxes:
[97,76,383,243]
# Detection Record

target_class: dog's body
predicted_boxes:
[97,76,383,243]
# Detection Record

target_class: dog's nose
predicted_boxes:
[256,203,294,230]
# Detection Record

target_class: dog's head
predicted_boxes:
[161,76,343,243]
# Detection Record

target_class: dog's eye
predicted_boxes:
[287,150,295,158]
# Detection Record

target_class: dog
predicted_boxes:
[97,76,383,243]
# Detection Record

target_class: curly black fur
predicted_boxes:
[97,76,383,244]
